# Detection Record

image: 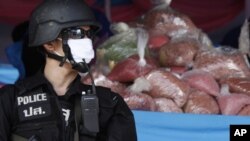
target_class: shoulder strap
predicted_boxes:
[74,96,81,141]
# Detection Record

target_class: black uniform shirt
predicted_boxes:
[0,72,137,141]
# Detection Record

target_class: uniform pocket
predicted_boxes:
[13,121,59,141]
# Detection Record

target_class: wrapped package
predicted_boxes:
[217,93,250,115]
[121,77,156,111]
[217,84,250,115]
[123,90,156,111]
[159,37,199,68]
[183,89,219,114]
[181,69,220,97]
[145,69,190,107]
[107,55,158,83]
[154,98,183,113]
[238,105,250,116]
[193,47,250,80]
[141,1,197,37]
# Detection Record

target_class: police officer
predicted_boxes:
[0,0,137,141]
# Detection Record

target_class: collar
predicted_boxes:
[15,71,91,99]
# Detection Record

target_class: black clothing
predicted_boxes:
[0,72,137,141]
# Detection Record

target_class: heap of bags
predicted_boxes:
[83,1,250,116]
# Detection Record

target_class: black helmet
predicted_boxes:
[28,0,101,47]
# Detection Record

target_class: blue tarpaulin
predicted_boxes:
[0,64,19,84]
[133,110,250,141]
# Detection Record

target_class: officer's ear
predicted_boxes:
[43,40,58,52]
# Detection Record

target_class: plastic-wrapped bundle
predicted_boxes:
[181,69,220,96]
[145,69,190,107]
[238,105,250,116]
[107,55,158,83]
[123,91,156,111]
[154,98,183,113]
[217,84,250,115]
[220,77,250,96]
[184,89,219,114]
[217,93,250,115]
[193,47,250,80]
[159,37,199,68]
[142,2,197,37]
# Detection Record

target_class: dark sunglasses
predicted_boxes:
[61,27,95,39]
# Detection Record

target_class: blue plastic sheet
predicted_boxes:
[133,110,250,141]
[0,64,19,84]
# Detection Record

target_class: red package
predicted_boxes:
[148,34,170,49]
[184,89,219,114]
[107,55,158,83]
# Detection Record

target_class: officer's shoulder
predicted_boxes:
[95,86,123,108]
[15,75,38,86]
[14,74,43,95]
[0,84,15,93]
[0,84,17,99]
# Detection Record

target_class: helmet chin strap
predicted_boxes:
[46,37,89,73]
[71,60,89,73]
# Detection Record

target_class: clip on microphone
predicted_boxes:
[80,59,99,133]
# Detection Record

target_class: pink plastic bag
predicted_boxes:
[181,69,220,96]
[184,89,219,114]
[123,90,156,111]
[193,47,250,80]
[154,98,183,113]
[146,69,190,107]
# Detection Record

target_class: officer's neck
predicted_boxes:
[44,58,78,96]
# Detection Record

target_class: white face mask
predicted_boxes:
[67,38,95,64]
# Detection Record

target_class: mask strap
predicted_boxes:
[46,50,64,62]
[60,35,70,66]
